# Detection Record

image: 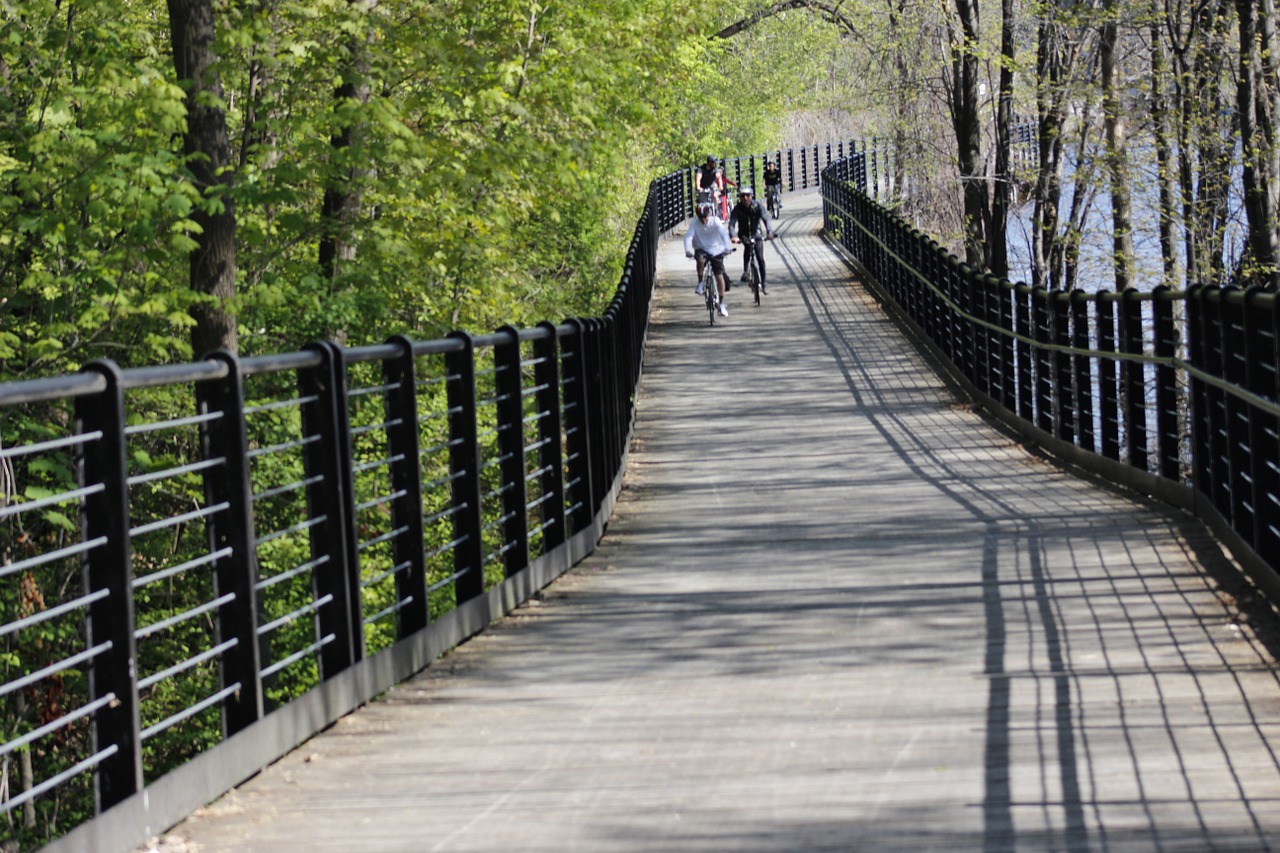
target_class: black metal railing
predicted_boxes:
[0,139,877,852]
[0,165,695,853]
[699,138,895,204]
[823,153,1280,600]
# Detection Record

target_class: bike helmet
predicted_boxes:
[739,186,754,197]
[696,200,714,218]
[705,155,717,166]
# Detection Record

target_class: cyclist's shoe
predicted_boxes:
[740,272,750,282]
[760,282,768,295]
[695,280,705,295]
[718,302,729,318]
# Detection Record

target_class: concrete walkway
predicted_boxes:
[156,192,1280,852]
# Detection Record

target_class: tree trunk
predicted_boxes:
[951,0,989,269]
[1100,9,1135,290]
[1032,19,1072,288]
[990,0,1016,278]
[1149,5,1182,288]
[318,0,376,331]
[1235,0,1280,285]
[168,0,238,356]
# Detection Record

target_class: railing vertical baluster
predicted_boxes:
[1098,292,1121,460]
[298,342,362,676]
[383,335,429,635]
[445,332,485,602]
[1032,287,1053,434]
[1071,290,1096,453]
[1152,288,1181,481]
[1053,289,1075,444]
[1120,288,1148,472]
[1015,284,1033,421]
[494,326,530,578]
[562,318,595,533]
[600,314,623,488]
[75,360,143,811]
[1243,288,1270,555]
[534,322,567,554]
[998,281,1016,412]
[197,350,265,733]
[1223,288,1251,534]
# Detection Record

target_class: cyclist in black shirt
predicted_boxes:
[728,187,776,293]
[763,159,783,217]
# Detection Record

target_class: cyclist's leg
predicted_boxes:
[709,253,727,299]
[754,239,767,288]
[710,253,729,314]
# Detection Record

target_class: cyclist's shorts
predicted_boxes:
[694,248,727,277]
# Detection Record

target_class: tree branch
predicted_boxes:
[711,0,859,39]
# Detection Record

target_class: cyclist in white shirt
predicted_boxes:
[684,199,733,317]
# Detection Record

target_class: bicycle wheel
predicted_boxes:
[706,278,716,326]
[750,257,760,306]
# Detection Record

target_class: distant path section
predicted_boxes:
[157,190,1280,852]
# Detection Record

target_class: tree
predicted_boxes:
[168,0,238,355]
[1234,0,1280,286]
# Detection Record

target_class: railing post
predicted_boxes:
[298,342,362,676]
[561,318,595,534]
[1223,287,1250,532]
[383,335,429,635]
[1015,285,1033,421]
[1071,290,1096,454]
[787,148,795,192]
[1152,288,1181,482]
[445,331,485,603]
[998,281,1016,412]
[1120,288,1148,471]
[196,350,265,734]
[583,318,609,515]
[597,314,622,492]
[533,322,567,554]
[1097,292,1121,460]
[1032,287,1053,434]
[1052,289,1075,444]
[494,325,530,578]
[1186,287,1210,498]
[75,360,143,811]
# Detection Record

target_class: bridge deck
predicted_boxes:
[157,192,1280,852]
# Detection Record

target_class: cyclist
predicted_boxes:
[728,187,776,294]
[696,155,737,220]
[763,159,782,217]
[684,198,733,318]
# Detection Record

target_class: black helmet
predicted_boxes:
[696,200,714,218]
[705,155,717,165]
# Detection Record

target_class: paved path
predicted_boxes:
[157,192,1280,852]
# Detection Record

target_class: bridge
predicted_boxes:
[154,192,1280,850]
[5,151,1280,852]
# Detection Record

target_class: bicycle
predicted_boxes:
[739,234,771,306]
[766,184,781,219]
[698,249,734,326]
